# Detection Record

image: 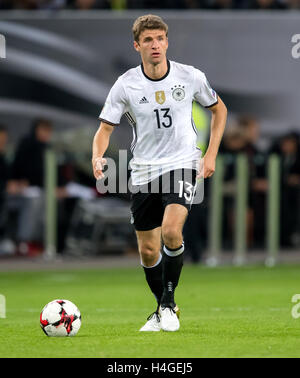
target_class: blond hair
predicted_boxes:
[132,14,168,43]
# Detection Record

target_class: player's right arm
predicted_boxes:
[92,76,127,180]
[92,121,114,180]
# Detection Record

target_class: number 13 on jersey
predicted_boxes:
[154,108,172,128]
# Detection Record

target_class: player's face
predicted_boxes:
[134,29,168,65]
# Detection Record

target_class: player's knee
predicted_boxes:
[162,226,182,249]
[139,243,159,266]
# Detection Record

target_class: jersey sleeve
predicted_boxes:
[193,68,218,108]
[99,77,127,126]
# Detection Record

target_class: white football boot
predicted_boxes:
[160,305,180,332]
[139,311,161,332]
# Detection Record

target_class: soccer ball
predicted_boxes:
[40,299,81,337]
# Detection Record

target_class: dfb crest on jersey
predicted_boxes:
[155,91,166,105]
[171,85,185,101]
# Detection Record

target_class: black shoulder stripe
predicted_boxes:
[125,112,136,126]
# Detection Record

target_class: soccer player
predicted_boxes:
[92,14,227,332]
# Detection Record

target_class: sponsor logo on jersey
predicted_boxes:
[139,96,149,104]
[171,85,185,101]
[155,91,166,105]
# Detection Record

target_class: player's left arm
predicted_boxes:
[201,95,227,179]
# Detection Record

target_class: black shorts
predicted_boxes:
[130,169,197,231]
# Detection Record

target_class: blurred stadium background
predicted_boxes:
[0,1,300,268]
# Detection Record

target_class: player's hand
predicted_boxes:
[197,154,216,179]
[203,153,216,178]
[92,157,107,180]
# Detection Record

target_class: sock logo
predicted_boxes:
[168,282,173,292]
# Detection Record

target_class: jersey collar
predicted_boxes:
[140,60,170,82]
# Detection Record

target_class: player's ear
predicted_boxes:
[133,40,140,52]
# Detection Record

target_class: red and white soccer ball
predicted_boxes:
[40,299,81,337]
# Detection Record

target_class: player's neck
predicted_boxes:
[142,59,169,81]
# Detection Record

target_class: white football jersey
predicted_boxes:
[99,60,218,185]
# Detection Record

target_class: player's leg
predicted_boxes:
[130,189,165,331]
[161,203,188,305]
[136,227,163,305]
[159,203,188,331]
[135,227,163,331]
[131,190,164,304]
[159,168,197,331]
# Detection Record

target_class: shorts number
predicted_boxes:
[178,180,195,202]
[154,108,172,128]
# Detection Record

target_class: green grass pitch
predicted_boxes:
[0,263,300,358]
